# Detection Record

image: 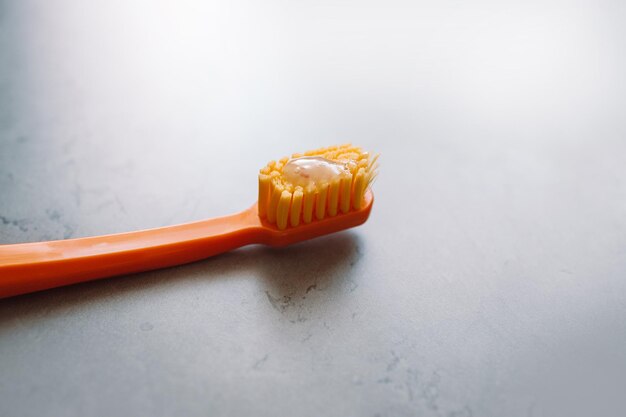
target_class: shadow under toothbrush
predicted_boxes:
[0,231,365,331]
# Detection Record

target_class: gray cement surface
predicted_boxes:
[1,1,626,416]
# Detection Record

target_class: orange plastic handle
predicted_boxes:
[0,191,373,298]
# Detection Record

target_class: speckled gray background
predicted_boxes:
[1,1,626,416]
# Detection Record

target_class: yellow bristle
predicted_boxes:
[368,170,378,185]
[339,174,352,214]
[368,154,380,171]
[267,182,283,224]
[352,168,366,210]
[328,178,340,217]
[290,188,303,227]
[276,190,292,230]
[302,185,316,223]
[316,183,329,220]
[258,174,271,218]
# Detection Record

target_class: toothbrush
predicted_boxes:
[0,144,378,298]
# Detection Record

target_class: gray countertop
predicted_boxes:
[1,1,626,416]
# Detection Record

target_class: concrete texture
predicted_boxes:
[1,1,626,416]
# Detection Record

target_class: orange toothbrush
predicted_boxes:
[0,144,378,298]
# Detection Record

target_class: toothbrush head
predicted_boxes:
[257,144,378,232]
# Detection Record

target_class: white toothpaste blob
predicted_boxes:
[283,156,351,187]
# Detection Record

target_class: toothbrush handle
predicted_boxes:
[0,206,264,298]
